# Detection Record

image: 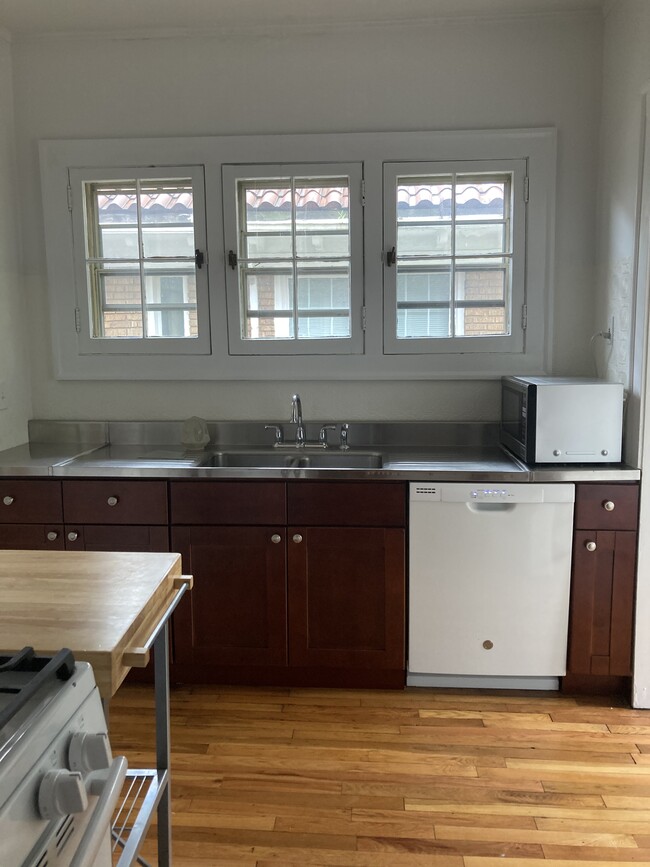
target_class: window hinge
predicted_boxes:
[523,176,530,203]
[361,306,367,331]
[74,307,81,333]
[521,304,528,331]
[66,184,73,212]
[360,180,366,207]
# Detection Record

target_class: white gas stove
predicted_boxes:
[0,648,127,867]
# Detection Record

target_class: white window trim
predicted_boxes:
[222,162,364,356]
[68,165,211,356]
[39,128,555,380]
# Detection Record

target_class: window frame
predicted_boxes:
[40,128,555,380]
[68,165,211,356]
[222,162,364,356]
[383,159,527,355]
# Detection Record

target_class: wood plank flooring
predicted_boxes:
[108,684,650,866]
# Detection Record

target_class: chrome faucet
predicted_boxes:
[291,393,306,446]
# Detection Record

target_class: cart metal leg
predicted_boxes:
[153,623,171,865]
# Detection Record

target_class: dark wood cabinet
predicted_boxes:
[288,525,405,681]
[169,479,406,687]
[565,483,639,692]
[171,525,287,668]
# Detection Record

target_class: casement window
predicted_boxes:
[68,166,210,355]
[383,160,527,354]
[222,163,364,355]
[40,129,553,379]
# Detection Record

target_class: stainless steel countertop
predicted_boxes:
[0,420,640,482]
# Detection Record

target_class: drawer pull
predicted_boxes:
[585,540,597,552]
[107,496,119,507]
[603,500,615,512]
[2,496,14,506]
[293,534,303,544]
[67,531,79,542]
[47,531,59,542]
[271,534,281,544]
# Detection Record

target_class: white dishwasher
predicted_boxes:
[408,482,575,690]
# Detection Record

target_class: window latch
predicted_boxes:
[228,250,238,270]
[386,247,396,267]
[195,249,205,269]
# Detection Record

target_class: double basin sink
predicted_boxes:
[201,449,383,469]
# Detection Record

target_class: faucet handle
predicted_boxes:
[340,423,350,450]
[265,424,284,446]
[319,425,336,447]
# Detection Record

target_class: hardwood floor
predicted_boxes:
[108,684,650,865]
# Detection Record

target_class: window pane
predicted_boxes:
[295,180,350,258]
[456,306,507,337]
[245,314,294,340]
[397,308,450,339]
[456,177,505,219]
[243,184,293,260]
[397,224,451,256]
[298,316,350,338]
[397,178,453,220]
[455,223,505,255]
[143,268,197,338]
[297,272,350,310]
[397,270,451,303]
[457,268,506,303]
[245,271,293,312]
[99,227,139,259]
[140,181,195,258]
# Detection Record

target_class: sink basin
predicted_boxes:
[201,450,383,469]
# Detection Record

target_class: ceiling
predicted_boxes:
[0,0,604,38]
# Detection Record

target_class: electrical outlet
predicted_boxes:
[0,381,7,411]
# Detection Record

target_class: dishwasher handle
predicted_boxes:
[467,502,517,513]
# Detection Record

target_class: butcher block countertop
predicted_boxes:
[0,549,191,698]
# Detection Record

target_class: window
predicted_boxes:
[68,166,210,355]
[222,163,364,355]
[383,160,527,354]
[40,129,553,379]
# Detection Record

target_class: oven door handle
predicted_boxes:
[69,755,128,867]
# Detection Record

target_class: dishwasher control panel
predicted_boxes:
[410,483,574,504]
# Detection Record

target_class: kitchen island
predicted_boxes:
[0,549,192,865]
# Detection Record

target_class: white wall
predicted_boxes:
[598,0,650,707]
[0,33,31,448]
[11,10,602,421]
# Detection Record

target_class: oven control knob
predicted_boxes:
[38,769,88,818]
[69,731,112,773]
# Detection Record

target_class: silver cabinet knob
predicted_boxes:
[2,496,14,506]
[292,534,303,544]
[67,531,79,542]
[107,496,119,507]
[603,500,615,512]
[46,531,59,542]
[585,540,597,552]
[271,534,281,544]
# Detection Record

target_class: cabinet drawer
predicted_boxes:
[574,484,639,531]
[288,481,406,527]
[64,525,170,552]
[0,480,63,523]
[0,524,65,549]
[62,480,168,525]
[170,481,286,525]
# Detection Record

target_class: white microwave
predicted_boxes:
[500,376,624,464]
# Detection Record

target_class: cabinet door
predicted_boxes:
[172,526,287,667]
[568,529,637,676]
[0,524,65,550]
[63,525,169,552]
[288,526,405,670]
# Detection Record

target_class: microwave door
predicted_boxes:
[501,380,534,461]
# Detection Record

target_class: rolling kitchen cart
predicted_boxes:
[0,549,192,866]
